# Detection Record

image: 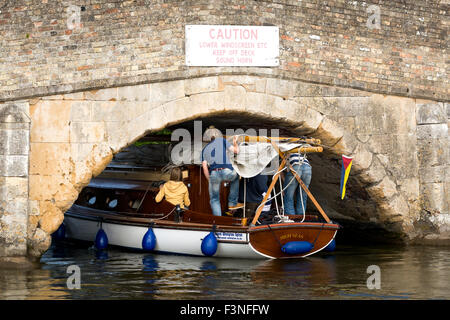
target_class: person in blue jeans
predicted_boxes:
[201,127,243,216]
[282,153,312,215]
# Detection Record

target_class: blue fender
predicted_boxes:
[281,241,313,255]
[95,228,108,250]
[142,227,157,251]
[201,231,218,257]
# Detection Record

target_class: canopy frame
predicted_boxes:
[246,137,331,226]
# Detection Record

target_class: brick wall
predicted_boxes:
[0,0,448,102]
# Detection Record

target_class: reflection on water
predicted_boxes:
[0,241,449,300]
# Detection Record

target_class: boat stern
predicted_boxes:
[248,222,339,259]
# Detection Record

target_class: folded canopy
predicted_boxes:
[228,141,306,178]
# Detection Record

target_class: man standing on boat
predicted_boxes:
[202,126,243,216]
[283,152,312,215]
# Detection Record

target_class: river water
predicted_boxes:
[0,241,449,300]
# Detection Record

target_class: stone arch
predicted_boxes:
[27,75,417,257]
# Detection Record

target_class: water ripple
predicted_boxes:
[0,242,449,300]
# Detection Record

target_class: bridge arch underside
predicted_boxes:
[25,75,440,257]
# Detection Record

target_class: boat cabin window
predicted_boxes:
[87,196,96,206]
[108,199,118,209]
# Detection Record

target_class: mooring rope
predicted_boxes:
[151,206,177,221]
[243,177,246,218]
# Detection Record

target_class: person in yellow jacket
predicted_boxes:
[155,167,191,208]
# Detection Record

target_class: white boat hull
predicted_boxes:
[64,215,263,259]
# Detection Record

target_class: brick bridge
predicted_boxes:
[0,0,448,261]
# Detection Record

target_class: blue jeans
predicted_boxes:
[209,168,239,216]
[283,163,312,215]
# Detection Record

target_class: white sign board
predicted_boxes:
[185,25,279,67]
[215,232,247,242]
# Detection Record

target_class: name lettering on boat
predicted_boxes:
[279,233,304,241]
[215,232,247,242]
